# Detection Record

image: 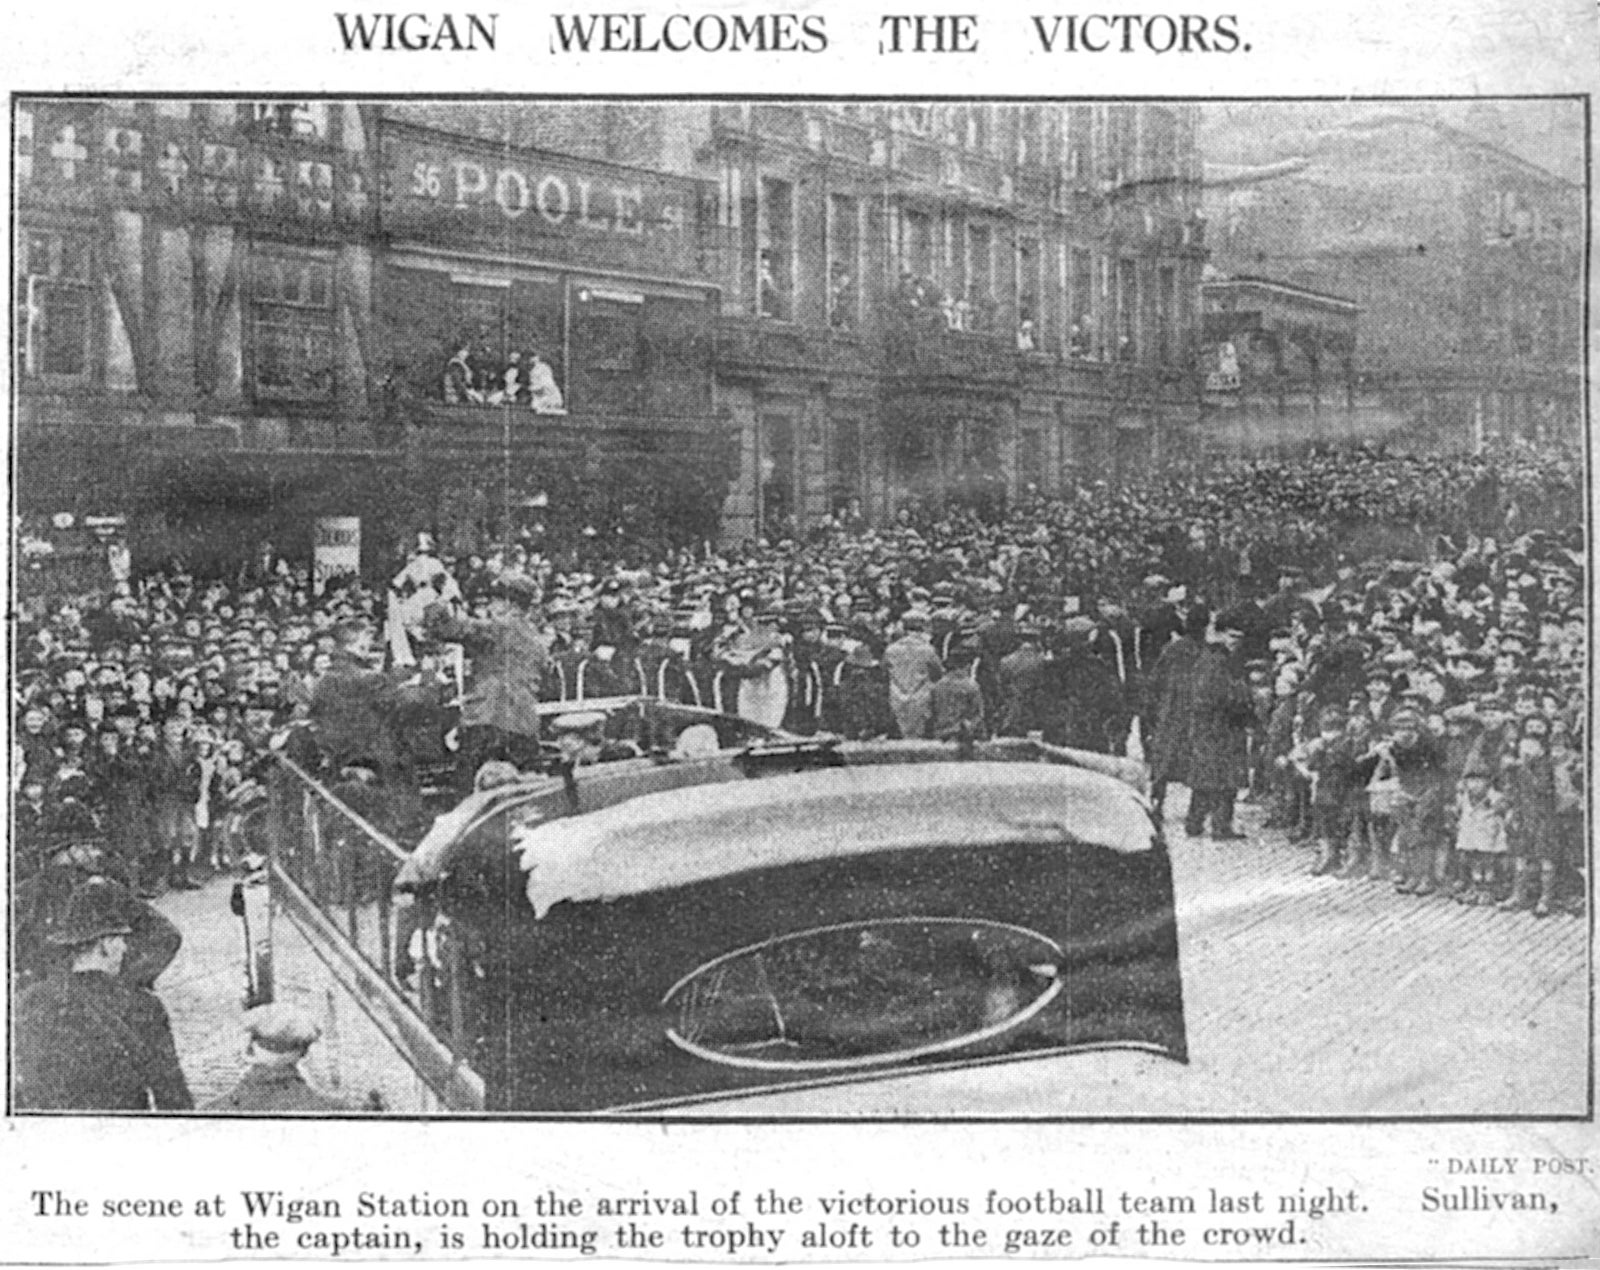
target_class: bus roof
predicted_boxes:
[512,761,1156,918]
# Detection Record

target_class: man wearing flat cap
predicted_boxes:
[206,1003,355,1114]
[14,878,192,1111]
[425,576,552,793]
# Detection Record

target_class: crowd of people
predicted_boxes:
[10,439,1586,1108]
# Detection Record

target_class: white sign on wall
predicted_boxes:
[314,516,361,582]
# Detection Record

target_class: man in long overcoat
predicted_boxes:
[1051,617,1132,754]
[1183,613,1255,840]
[1143,604,1210,817]
[883,611,942,740]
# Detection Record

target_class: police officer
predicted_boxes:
[14,878,193,1111]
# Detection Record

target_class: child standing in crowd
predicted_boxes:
[1453,759,1509,905]
[1548,720,1585,916]
[1291,705,1348,876]
[1335,713,1376,879]
[1501,714,1560,916]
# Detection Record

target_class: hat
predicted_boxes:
[1389,707,1423,730]
[47,878,135,947]
[489,575,538,604]
[844,642,879,668]
[243,1003,323,1054]
[473,759,522,791]
[1214,605,1252,634]
[551,710,607,734]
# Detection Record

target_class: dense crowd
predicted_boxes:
[16,442,1585,882]
[10,441,1588,1070]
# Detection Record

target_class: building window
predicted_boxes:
[1066,106,1093,182]
[962,106,991,153]
[570,287,640,414]
[1145,108,1179,202]
[1016,105,1043,167]
[1157,265,1177,363]
[1017,236,1041,349]
[1116,258,1139,360]
[830,417,862,510]
[1019,430,1044,490]
[640,292,713,417]
[1107,106,1137,187]
[901,209,935,283]
[251,248,335,401]
[18,228,95,381]
[239,101,331,140]
[965,223,993,328]
[758,177,794,320]
[1068,248,1095,356]
[827,194,860,329]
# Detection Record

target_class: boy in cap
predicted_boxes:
[206,1002,357,1114]
[1378,707,1450,895]
[1291,705,1349,876]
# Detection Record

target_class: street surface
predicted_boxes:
[155,791,1588,1117]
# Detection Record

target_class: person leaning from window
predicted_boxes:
[14,878,193,1112]
[524,351,564,413]
[442,343,483,405]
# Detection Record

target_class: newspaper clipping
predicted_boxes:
[3,0,1597,1265]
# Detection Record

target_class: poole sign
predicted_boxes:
[381,121,705,274]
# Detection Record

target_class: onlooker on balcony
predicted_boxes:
[525,351,564,413]
[758,250,789,321]
[441,343,483,405]
[1068,317,1093,359]
[828,262,856,330]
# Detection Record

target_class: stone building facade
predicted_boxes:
[1204,105,1583,453]
[15,99,1208,567]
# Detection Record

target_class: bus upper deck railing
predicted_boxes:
[265,752,484,1111]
